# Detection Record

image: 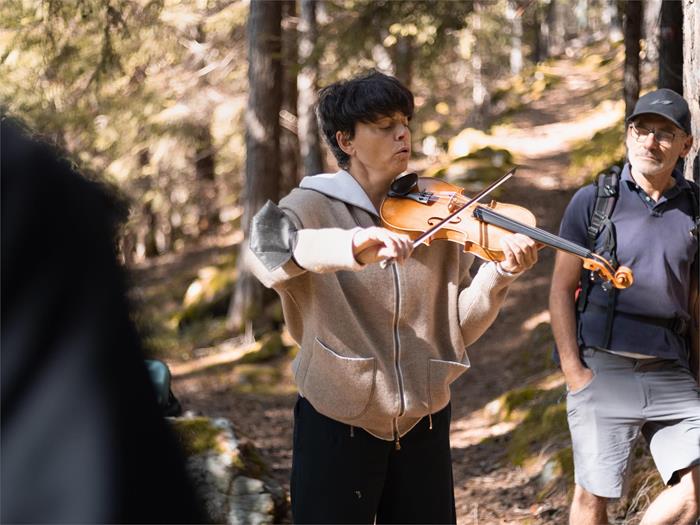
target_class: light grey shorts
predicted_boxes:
[566,348,700,498]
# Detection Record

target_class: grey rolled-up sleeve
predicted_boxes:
[247,200,364,289]
[250,200,298,272]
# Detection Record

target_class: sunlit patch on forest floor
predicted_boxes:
[131,38,664,525]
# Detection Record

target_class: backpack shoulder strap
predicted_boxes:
[686,180,699,240]
[577,166,621,349]
[587,166,620,249]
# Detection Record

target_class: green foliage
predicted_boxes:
[453,146,514,165]
[132,250,238,360]
[239,333,285,365]
[490,67,563,126]
[320,0,474,76]
[2,0,249,259]
[568,122,626,181]
[4,0,613,264]
[517,322,559,375]
[506,387,569,466]
[172,417,270,478]
[230,363,286,395]
[235,442,269,479]
[173,265,236,329]
[317,0,518,151]
[483,381,569,467]
[536,446,574,501]
[497,386,542,420]
[173,416,223,456]
[425,145,515,189]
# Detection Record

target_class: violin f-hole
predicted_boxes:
[428,216,461,226]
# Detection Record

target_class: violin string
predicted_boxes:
[427,192,459,201]
[410,168,517,248]
[419,194,578,253]
[474,206,591,258]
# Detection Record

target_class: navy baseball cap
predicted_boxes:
[627,88,691,134]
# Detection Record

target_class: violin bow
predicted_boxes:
[380,167,516,268]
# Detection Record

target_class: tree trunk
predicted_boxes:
[542,0,554,58]
[297,0,324,176]
[624,0,643,120]
[228,0,283,333]
[280,0,300,196]
[604,1,623,41]
[547,0,564,56]
[469,2,489,130]
[508,0,523,75]
[143,200,159,259]
[190,23,219,235]
[643,0,662,63]
[682,0,699,182]
[530,1,544,63]
[194,123,219,233]
[194,124,215,183]
[393,35,413,89]
[574,0,588,33]
[659,0,683,94]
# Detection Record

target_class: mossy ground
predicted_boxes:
[172,417,271,480]
[131,251,239,361]
[173,417,224,456]
[567,122,626,182]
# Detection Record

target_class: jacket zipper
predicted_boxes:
[391,263,405,450]
[393,419,401,450]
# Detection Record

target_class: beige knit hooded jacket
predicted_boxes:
[247,170,520,442]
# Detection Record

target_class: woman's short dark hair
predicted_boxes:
[316,71,414,170]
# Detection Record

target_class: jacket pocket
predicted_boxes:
[427,357,470,413]
[302,338,377,421]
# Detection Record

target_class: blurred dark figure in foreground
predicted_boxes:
[1,118,205,523]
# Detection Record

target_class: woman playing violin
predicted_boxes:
[247,70,538,524]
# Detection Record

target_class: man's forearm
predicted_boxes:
[549,287,584,376]
[690,270,699,382]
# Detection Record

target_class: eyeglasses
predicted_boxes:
[629,122,677,147]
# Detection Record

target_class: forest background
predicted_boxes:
[2,0,700,523]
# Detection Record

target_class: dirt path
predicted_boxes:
[446,51,625,524]
[173,46,623,525]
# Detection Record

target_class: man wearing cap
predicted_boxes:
[550,88,699,524]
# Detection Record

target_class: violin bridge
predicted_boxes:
[415,191,432,204]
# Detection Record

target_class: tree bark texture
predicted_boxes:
[546,0,563,56]
[530,2,544,63]
[280,0,300,196]
[682,0,699,182]
[297,0,324,177]
[194,123,219,233]
[229,0,283,332]
[658,0,683,94]
[393,35,413,90]
[624,0,642,120]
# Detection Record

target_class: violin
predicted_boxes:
[379,171,634,289]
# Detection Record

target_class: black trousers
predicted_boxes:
[291,397,456,524]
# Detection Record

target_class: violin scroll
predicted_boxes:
[612,266,634,289]
[582,254,634,290]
